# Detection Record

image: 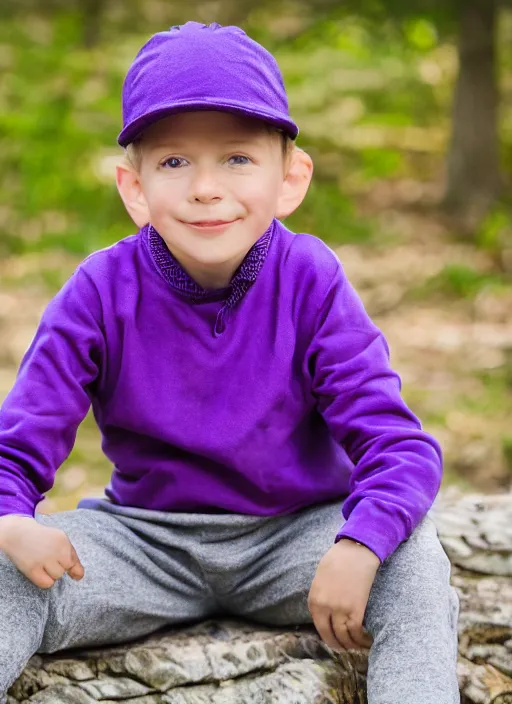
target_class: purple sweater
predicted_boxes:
[0,219,442,562]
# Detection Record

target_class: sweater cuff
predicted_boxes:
[335,497,412,563]
[0,494,37,519]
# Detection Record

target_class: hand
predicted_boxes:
[0,515,85,589]
[308,538,380,651]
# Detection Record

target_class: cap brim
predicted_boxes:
[118,100,299,146]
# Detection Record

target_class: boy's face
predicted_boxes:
[117,110,312,288]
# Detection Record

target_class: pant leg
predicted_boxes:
[0,549,50,704]
[362,513,460,704]
[0,506,217,701]
[206,500,460,704]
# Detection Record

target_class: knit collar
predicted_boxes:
[145,220,275,335]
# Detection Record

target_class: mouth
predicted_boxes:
[190,219,236,226]
[185,219,240,233]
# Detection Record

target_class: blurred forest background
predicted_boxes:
[0,0,511,512]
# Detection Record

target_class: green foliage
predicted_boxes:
[403,17,438,50]
[326,0,458,32]
[0,5,510,260]
[0,12,131,256]
[502,435,512,474]
[284,180,375,245]
[476,202,512,258]
[413,263,507,299]
[466,368,512,416]
[358,148,405,179]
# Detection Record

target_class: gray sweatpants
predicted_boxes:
[0,498,460,703]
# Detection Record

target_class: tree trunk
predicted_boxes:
[7,489,512,703]
[443,0,503,229]
[79,0,104,48]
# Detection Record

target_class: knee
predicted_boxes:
[364,517,453,627]
[385,515,451,585]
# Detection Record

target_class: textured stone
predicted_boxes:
[7,489,512,703]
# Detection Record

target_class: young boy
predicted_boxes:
[0,21,460,703]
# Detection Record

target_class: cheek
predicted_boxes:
[144,181,181,214]
[239,176,280,206]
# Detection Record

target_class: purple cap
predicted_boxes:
[118,21,299,147]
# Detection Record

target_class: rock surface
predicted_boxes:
[7,488,512,703]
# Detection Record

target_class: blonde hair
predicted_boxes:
[125,123,295,171]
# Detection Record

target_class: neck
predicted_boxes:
[171,251,247,290]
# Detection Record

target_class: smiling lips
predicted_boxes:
[185,219,239,232]
[190,220,235,226]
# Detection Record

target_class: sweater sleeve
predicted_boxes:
[307,263,442,563]
[0,267,105,517]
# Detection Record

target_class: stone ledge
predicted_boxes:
[8,488,512,703]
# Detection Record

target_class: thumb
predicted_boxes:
[67,546,85,580]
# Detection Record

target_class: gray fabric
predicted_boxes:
[0,499,460,703]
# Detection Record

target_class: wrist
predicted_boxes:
[0,514,34,547]
[336,537,381,565]
[338,537,367,549]
[344,538,365,547]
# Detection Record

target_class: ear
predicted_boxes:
[115,161,151,228]
[275,147,313,220]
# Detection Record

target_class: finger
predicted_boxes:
[58,541,78,571]
[355,629,373,649]
[67,560,85,580]
[346,618,373,649]
[30,567,55,589]
[331,615,361,651]
[44,561,66,581]
[67,545,85,580]
[59,543,85,581]
[359,627,374,649]
[311,608,344,652]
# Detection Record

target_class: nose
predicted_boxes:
[188,165,223,204]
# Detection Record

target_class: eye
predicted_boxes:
[162,157,186,169]
[228,155,251,166]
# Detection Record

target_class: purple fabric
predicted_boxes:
[0,219,442,562]
[147,221,274,335]
[118,22,299,147]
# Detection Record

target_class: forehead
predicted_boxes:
[141,110,276,146]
